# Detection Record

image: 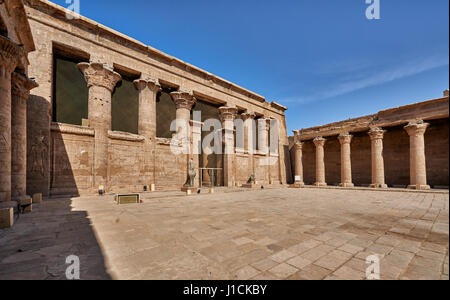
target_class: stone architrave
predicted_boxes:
[78,62,122,191]
[404,121,430,190]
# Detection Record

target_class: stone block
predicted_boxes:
[0,208,14,229]
[242,183,258,189]
[32,193,42,203]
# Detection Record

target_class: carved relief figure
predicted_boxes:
[30,135,48,176]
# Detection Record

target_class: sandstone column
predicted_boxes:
[134,78,161,187]
[242,112,256,176]
[258,118,269,154]
[219,106,237,187]
[338,133,354,187]
[11,72,38,201]
[404,121,430,190]
[314,137,327,187]
[257,118,269,184]
[368,128,387,188]
[0,37,21,202]
[170,91,196,185]
[191,120,202,187]
[78,62,122,191]
[293,141,304,186]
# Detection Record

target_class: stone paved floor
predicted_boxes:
[0,188,448,280]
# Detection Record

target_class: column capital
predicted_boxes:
[313,137,326,147]
[170,90,196,110]
[404,121,429,136]
[11,72,38,100]
[219,106,238,122]
[368,127,386,140]
[133,78,161,92]
[241,111,256,121]
[77,62,122,92]
[338,133,353,144]
[294,141,303,150]
[0,36,23,73]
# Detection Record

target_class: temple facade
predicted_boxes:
[22,0,291,197]
[292,93,449,190]
[1,0,449,229]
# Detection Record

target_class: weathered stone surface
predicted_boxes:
[1,188,447,280]
[0,207,14,229]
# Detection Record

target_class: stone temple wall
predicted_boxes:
[24,0,290,196]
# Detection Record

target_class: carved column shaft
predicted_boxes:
[0,37,21,202]
[338,134,354,187]
[368,128,387,188]
[257,118,268,154]
[242,112,255,177]
[294,142,304,185]
[191,120,202,187]
[134,78,160,186]
[11,72,38,200]
[220,106,237,187]
[314,137,327,187]
[405,122,430,190]
[78,62,121,190]
[171,91,196,186]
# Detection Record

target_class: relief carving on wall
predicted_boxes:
[0,128,9,153]
[29,135,48,176]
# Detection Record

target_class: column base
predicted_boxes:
[339,183,355,188]
[408,185,431,190]
[315,182,327,187]
[290,182,305,188]
[369,183,388,189]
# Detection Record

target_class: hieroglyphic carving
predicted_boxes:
[0,36,23,75]
[29,136,48,176]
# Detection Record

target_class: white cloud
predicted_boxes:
[280,54,449,105]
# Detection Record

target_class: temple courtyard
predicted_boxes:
[0,187,448,280]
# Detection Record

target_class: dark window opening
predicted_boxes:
[111,73,139,134]
[156,87,177,138]
[52,54,89,126]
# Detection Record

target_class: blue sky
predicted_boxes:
[52,0,449,133]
